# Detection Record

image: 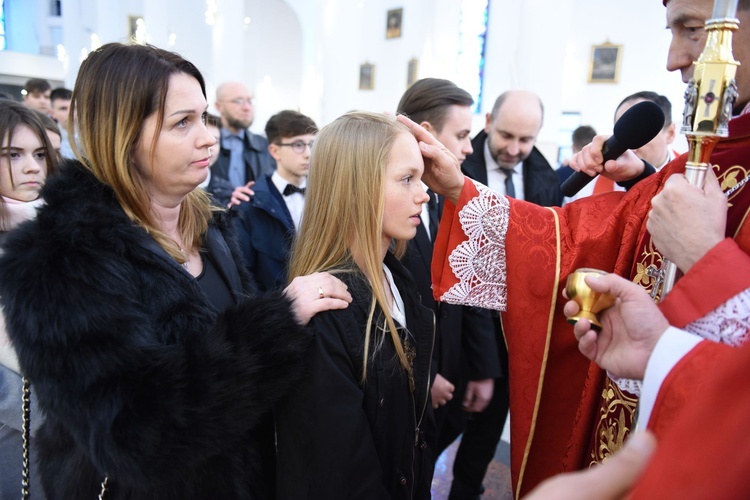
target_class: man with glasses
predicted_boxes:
[208,81,276,207]
[233,110,317,291]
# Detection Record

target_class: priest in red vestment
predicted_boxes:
[396,1,750,494]
[423,111,750,496]
[522,260,750,500]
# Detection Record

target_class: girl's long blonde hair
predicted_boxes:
[288,112,411,382]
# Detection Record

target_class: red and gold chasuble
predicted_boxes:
[432,112,750,498]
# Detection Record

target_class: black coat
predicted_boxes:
[0,161,310,499]
[400,194,499,435]
[462,130,563,207]
[276,253,436,499]
[233,174,295,292]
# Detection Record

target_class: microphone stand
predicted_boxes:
[655,0,740,299]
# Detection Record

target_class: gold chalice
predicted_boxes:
[565,268,616,331]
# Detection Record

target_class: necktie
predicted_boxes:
[503,169,516,198]
[283,184,306,196]
[427,190,439,241]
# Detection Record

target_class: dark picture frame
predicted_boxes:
[588,43,622,83]
[386,8,403,39]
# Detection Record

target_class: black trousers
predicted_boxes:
[448,339,510,500]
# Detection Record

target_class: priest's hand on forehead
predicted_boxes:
[397,114,464,204]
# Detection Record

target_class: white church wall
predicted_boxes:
[1,0,694,155]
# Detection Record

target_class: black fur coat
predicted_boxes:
[0,161,310,499]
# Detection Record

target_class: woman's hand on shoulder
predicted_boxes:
[284,272,352,325]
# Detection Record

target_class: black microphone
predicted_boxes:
[561,101,665,197]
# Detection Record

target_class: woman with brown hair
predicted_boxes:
[0,43,350,499]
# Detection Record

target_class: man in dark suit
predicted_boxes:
[455,89,562,500]
[207,81,276,207]
[396,78,501,496]
[462,90,561,205]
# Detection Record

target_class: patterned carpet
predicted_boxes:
[431,437,513,499]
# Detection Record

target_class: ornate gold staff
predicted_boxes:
[655,0,740,298]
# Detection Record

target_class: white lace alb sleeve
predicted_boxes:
[684,287,750,346]
[439,181,509,311]
[612,286,750,397]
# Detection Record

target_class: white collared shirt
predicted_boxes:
[484,140,525,200]
[383,263,406,328]
[637,327,702,430]
[271,171,306,230]
[419,182,433,241]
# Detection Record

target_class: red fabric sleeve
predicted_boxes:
[431,177,480,301]
[659,238,750,327]
[632,340,750,498]
[645,340,732,436]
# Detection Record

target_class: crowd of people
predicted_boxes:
[0,0,748,498]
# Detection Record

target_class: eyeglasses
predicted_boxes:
[279,140,314,154]
[226,97,254,106]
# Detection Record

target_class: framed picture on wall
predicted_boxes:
[407,58,418,87]
[588,42,622,83]
[359,63,375,90]
[386,8,403,39]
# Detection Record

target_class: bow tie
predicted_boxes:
[283,184,306,196]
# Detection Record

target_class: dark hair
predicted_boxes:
[33,110,60,135]
[265,110,318,145]
[50,87,73,103]
[0,101,58,227]
[615,91,672,128]
[205,112,221,128]
[33,110,61,163]
[0,101,57,174]
[23,78,51,95]
[396,78,474,132]
[571,125,597,151]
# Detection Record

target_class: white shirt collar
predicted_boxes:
[271,171,306,196]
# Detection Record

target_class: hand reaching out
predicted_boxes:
[563,273,668,380]
[284,272,352,325]
[569,134,646,183]
[228,181,256,208]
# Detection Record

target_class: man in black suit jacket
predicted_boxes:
[396,79,501,467]
[454,90,562,500]
[461,90,561,206]
[207,81,276,206]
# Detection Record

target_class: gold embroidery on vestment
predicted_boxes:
[718,164,748,206]
[589,379,638,466]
